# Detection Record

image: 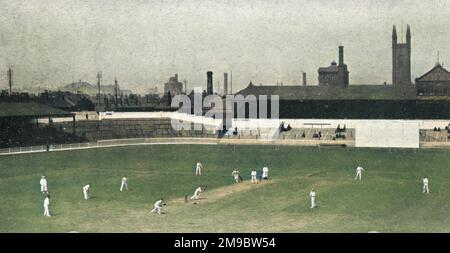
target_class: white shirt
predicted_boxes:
[196,163,202,168]
[44,197,50,207]
[155,200,163,207]
[356,166,364,173]
[262,167,269,176]
[310,191,316,198]
[194,187,202,195]
[232,170,239,177]
[83,185,90,192]
[251,171,257,177]
[122,177,127,184]
[40,178,47,186]
[423,178,429,185]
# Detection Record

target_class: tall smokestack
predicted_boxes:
[207,71,213,95]
[302,72,307,86]
[230,70,233,94]
[338,46,344,66]
[223,73,228,95]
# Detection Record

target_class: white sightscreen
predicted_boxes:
[355,120,419,148]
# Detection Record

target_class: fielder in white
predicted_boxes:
[150,198,165,215]
[191,186,203,200]
[120,176,128,192]
[355,166,365,180]
[40,176,48,193]
[83,183,91,200]
[195,162,203,176]
[262,165,269,180]
[423,176,429,194]
[43,195,51,217]
[309,189,317,208]
[251,169,258,184]
[232,169,240,183]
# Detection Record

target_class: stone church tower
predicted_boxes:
[392,25,412,85]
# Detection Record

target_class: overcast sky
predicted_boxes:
[0,0,449,94]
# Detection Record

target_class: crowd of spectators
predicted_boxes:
[0,119,84,148]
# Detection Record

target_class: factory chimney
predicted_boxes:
[223,73,228,95]
[338,46,344,66]
[207,71,213,95]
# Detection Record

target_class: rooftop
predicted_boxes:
[416,63,450,82]
[0,102,74,118]
[236,84,417,100]
[318,61,339,73]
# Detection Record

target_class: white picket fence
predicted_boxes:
[0,138,220,156]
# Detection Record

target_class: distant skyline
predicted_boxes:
[1,0,450,94]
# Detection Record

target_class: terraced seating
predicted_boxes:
[0,121,85,148]
[55,118,213,141]
[419,130,449,142]
[221,127,277,139]
[279,128,355,140]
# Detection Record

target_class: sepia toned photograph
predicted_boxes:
[1,0,450,242]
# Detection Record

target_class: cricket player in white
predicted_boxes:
[40,176,48,193]
[310,189,316,208]
[120,176,128,192]
[262,165,269,180]
[150,198,165,214]
[196,162,203,176]
[232,169,240,183]
[355,166,365,180]
[251,169,257,184]
[191,186,203,200]
[423,177,429,194]
[43,195,51,217]
[83,183,90,200]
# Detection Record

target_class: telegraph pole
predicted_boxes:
[114,77,119,109]
[97,71,102,109]
[7,66,13,96]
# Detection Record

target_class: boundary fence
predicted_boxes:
[1,135,449,157]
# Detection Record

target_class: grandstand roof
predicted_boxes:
[235,84,417,100]
[0,102,74,118]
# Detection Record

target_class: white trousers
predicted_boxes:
[120,182,128,192]
[44,206,50,216]
[355,172,362,180]
[41,185,48,192]
[83,191,89,200]
[196,167,201,175]
[251,175,257,184]
[423,184,429,193]
[151,206,161,214]
[234,176,239,183]
[311,197,316,208]
[191,193,200,200]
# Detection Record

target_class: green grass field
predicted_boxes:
[0,144,449,232]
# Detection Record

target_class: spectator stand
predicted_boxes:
[0,102,78,148]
